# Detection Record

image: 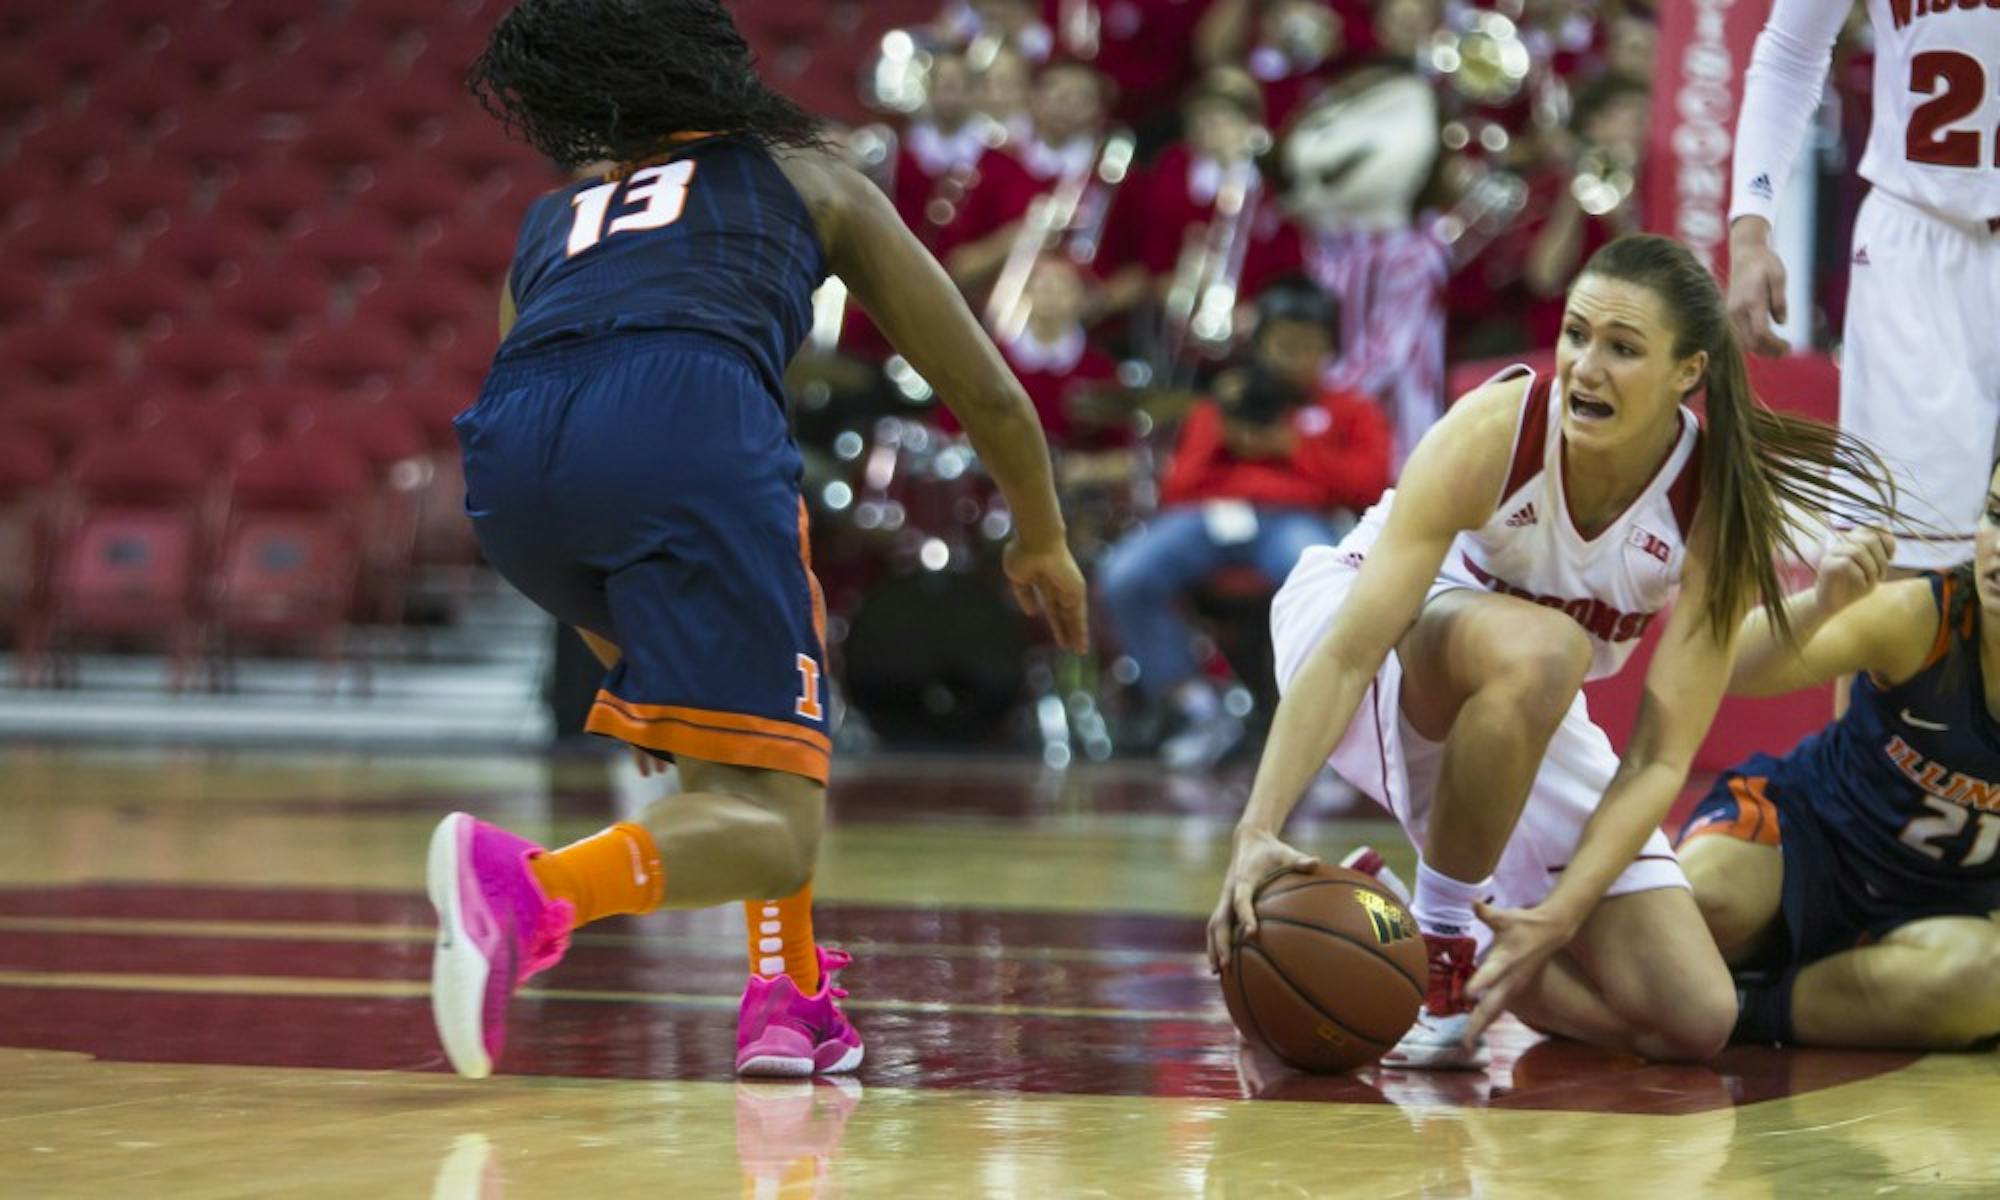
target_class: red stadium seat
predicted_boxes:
[5,395,108,466]
[158,23,264,92]
[85,63,188,137]
[10,201,126,273]
[0,323,122,386]
[290,118,403,180]
[419,222,514,289]
[211,160,332,236]
[0,55,66,130]
[67,266,195,334]
[365,270,486,349]
[84,156,200,231]
[208,434,368,684]
[287,212,406,279]
[142,394,270,466]
[0,266,50,326]
[45,428,209,687]
[0,158,60,231]
[431,115,533,182]
[356,75,468,142]
[224,0,327,43]
[17,111,130,183]
[211,262,334,334]
[282,23,395,86]
[143,219,265,284]
[144,323,271,392]
[157,101,280,172]
[0,429,58,682]
[287,321,413,392]
[99,0,185,40]
[37,27,130,84]
[353,156,466,226]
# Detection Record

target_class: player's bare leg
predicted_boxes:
[1505,887,1736,1061]
[430,629,856,1079]
[1385,590,1596,1068]
[1786,916,2000,1050]
[1678,835,1785,967]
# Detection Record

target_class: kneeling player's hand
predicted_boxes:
[1816,527,1895,617]
[1463,898,1576,1045]
[1004,539,1090,654]
[1206,831,1321,972]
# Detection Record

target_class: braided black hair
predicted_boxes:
[467,0,826,171]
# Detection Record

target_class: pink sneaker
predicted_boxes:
[426,812,575,1079]
[735,946,865,1077]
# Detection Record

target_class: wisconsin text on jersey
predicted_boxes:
[1885,0,1995,30]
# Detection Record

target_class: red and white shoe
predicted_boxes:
[1339,845,1410,905]
[1382,931,1490,1070]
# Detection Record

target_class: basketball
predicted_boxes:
[1218,863,1430,1073]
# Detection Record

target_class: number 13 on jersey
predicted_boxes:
[567,161,696,256]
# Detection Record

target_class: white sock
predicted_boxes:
[1411,859,1489,940]
[1173,680,1221,723]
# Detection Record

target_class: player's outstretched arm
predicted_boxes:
[1727,529,1933,696]
[778,149,1087,653]
[1206,383,1517,970]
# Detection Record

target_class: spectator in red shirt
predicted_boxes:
[1244,0,1373,132]
[1097,280,1390,768]
[893,49,1007,257]
[947,59,1111,294]
[1040,0,1223,146]
[1520,73,1649,345]
[933,255,1121,447]
[1137,67,1267,280]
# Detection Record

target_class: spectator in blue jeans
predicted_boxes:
[1100,282,1392,768]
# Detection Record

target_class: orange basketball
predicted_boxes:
[1218,863,1428,1073]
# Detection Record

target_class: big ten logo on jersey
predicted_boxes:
[1354,889,1415,946]
[567,161,697,256]
[794,653,824,722]
[1625,524,1671,565]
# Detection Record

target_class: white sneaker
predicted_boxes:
[1382,1006,1491,1070]
[1159,712,1244,772]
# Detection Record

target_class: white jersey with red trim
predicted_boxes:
[1328,368,1704,681]
[1859,0,2000,224]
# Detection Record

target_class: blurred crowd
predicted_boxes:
[792,0,1672,767]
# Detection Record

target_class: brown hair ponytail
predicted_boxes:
[1580,235,1901,643]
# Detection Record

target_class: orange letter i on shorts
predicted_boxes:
[794,654,823,720]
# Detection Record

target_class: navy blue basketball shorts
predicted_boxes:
[456,333,830,783]
[1678,755,1996,970]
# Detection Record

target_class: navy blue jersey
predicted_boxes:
[1775,573,2000,897]
[498,136,826,398]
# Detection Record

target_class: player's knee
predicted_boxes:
[1483,620,1592,725]
[1648,984,1736,1061]
[1916,942,2000,1047]
[1683,854,1765,951]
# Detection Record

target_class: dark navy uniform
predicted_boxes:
[455,135,833,782]
[1680,573,2000,968]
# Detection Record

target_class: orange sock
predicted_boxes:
[744,882,819,994]
[529,822,665,929]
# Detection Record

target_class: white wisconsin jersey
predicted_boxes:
[1331,369,1703,681]
[1859,0,2000,224]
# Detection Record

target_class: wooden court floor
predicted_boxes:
[3,746,1997,1198]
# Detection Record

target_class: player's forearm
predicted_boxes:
[953,390,1070,549]
[1542,758,1685,927]
[1729,587,1831,696]
[1728,0,1844,227]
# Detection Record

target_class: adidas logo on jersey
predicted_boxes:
[1505,502,1538,528]
[1747,173,1774,200]
[1852,245,1870,266]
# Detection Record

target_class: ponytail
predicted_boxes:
[1581,235,1901,644]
